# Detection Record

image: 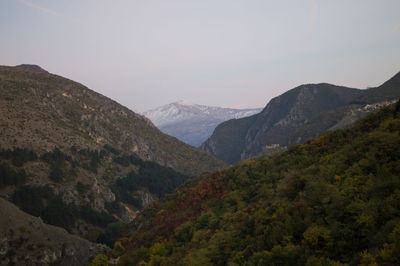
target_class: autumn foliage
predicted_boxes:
[113,102,400,265]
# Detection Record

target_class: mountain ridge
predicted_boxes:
[202,83,363,164]
[16,64,48,73]
[202,72,400,164]
[0,65,225,175]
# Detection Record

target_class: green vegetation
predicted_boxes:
[113,154,143,167]
[12,185,116,234]
[41,148,72,164]
[0,162,27,188]
[41,148,73,182]
[76,181,91,194]
[114,154,188,197]
[89,254,109,266]
[97,221,130,247]
[2,142,190,244]
[103,144,120,155]
[0,147,37,167]
[76,148,104,173]
[11,185,78,229]
[80,204,117,228]
[113,103,400,265]
[0,140,192,244]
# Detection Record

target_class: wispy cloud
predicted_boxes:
[307,0,318,36]
[17,0,80,23]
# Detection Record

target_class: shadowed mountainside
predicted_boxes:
[202,71,400,164]
[202,83,363,164]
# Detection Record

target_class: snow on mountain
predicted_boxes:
[142,101,262,147]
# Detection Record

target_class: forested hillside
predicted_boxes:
[108,101,400,265]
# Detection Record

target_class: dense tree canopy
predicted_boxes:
[112,102,400,265]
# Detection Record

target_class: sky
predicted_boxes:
[1,0,400,112]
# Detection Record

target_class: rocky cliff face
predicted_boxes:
[143,101,261,147]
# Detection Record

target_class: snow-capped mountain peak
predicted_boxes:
[142,101,262,146]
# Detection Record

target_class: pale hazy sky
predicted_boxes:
[1,0,399,112]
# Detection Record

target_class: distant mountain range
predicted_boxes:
[201,71,400,164]
[143,101,262,147]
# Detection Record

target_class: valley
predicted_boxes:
[0,64,399,265]
[2,2,399,265]
[1,65,399,265]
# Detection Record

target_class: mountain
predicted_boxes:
[16,64,48,73]
[143,101,262,146]
[202,71,400,164]
[356,71,400,104]
[202,83,363,164]
[0,65,225,250]
[286,71,400,148]
[0,197,107,265]
[107,101,400,265]
[0,65,224,175]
